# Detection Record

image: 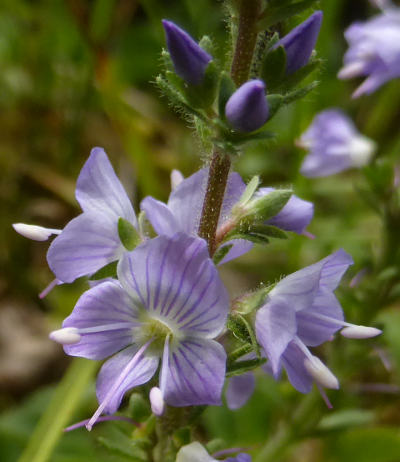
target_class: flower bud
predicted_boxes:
[162,20,212,85]
[225,80,269,133]
[275,11,323,75]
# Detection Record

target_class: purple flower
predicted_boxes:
[162,20,212,85]
[338,9,400,98]
[299,109,376,177]
[50,233,229,430]
[274,11,323,75]
[255,250,381,395]
[141,169,314,264]
[176,442,251,462]
[225,80,269,133]
[47,148,138,283]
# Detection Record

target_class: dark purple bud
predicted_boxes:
[276,11,323,75]
[162,20,212,85]
[225,80,269,133]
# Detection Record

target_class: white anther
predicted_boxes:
[13,223,61,241]
[149,387,165,416]
[341,325,382,339]
[304,355,339,389]
[337,61,366,79]
[349,135,376,167]
[170,169,184,191]
[49,327,81,345]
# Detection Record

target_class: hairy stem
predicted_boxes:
[198,0,262,255]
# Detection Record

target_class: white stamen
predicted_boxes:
[86,338,153,431]
[304,355,339,389]
[13,223,61,241]
[49,327,81,345]
[341,325,382,339]
[170,169,184,191]
[348,135,376,167]
[149,387,165,416]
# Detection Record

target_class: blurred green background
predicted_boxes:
[1,0,400,461]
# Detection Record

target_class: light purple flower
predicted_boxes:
[274,11,323,75]
[162,20,212,85]
[141,169,314,264]
[225,80,269,133]
[255,250,381,394]
[299,109,376,177]
[338,9,400,98]
[50,233,229,430]
[47,147,138,283]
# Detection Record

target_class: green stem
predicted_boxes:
[198,0,262,255]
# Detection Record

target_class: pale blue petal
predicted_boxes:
[226,373,255,410]
[140,196,178,236]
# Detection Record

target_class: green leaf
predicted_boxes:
[226,358,266,377]
[225,231,270,245]
[18,359,97,462]
[218,72,236,118]
[198,35,214,55]
[260,45,287,92]
[90,260,118,280]
[238,175,260,206]
[281,81,319,105]
[128,393,151,423]
[213,244,233,265]
[118,217,141,251]
[318,409,375,432]
[249,224,288,239]
[184,60,219,109]
[242,189,292,223]
[97,427,149,461]
[279,58,321,91]
[258,0,319,29]
[266,94,284,119]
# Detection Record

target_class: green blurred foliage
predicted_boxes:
[0,0,400,461]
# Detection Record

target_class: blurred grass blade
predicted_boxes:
[18,358,97,462]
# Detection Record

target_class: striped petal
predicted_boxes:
[160,337,226,406]
[118,233,229,338]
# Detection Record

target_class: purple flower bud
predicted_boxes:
[275,11,323,75]
[225,80,269,132]
[162,20,212,85]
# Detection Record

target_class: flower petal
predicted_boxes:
[76,147,136,226]
[226,373,256,410]
[255,298,297,377]
[96,345,159,414]
[319,249,353,291]
[140,196,179,236]
[63,280,139,360]
[118,233,229,338]
[176,442,216,462]
[47,211,123,283]
[281,342,313,393]
[160,338,226,406]
[297,290,344,346]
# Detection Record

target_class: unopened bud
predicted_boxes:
[304,355,339,389]
[274,11,323,75]
[49,327,81,345]
[13,223,61,241]
[162,20,212,85]
[149,387,165,416]
[341,325,382,339]
[225,80,269,133]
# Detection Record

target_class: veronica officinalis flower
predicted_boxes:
[50,233,229,430]
[162,20,212,85]
[255,250,381,396]
[274,11,323,75]
[298,109,376,177]
[225,80,269,133]
[338,8,400,98]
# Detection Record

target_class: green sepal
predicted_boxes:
[90,260,118,280]
[261,45,287,92]
[184,60,219,109]
[213,243,233,265]
[279,58,322,91]
[238,175,260,206]
[238,189,292,224]
[258,0,319,29]
[266,94,284,119]
[218,72,236,118]
[249,224,288,239]
[138,210,157,238]
[227,312,260,356]
[225,224,287,244]
[232,286,271,314]
[227,129,275,146]
[161,49,174,73]
[226,357,267,377]
[225,231,270,245]
[118,217,141,251]
[129,393,151,422]
[282,80,319,105]
[198,35,214,55]
[97,426,149,461]
[172,427,191,448]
